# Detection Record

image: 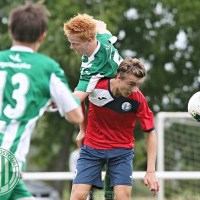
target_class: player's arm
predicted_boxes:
[50,71,83,125]
[96,20,112,35]
[73,90,89,149]
[65,106,83,124]
[143,129,160,197]
[76,102,87,149]
[73,90,89,103]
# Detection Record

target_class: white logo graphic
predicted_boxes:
[9,53,21,62]
[130,175,133,179]
[122,102,132,111]
[104,44,111,50]
[0,148,20,195]
[73,169,78,179]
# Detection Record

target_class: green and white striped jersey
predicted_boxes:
[0,46,80,170]
[76,33,123,92]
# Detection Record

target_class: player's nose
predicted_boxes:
[70,44,74,49]
[131,86,138,93]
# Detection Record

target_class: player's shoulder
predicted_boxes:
[34,53,61,73]
[97,33,112,40]
[97,33,117,47]
[0,49,11,56]
[35,53,59,65]
[95,78,109,90]
[97,33,116,42]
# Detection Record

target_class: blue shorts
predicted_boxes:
[73,144,134,188]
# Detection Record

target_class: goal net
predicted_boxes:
[156,112,200,200]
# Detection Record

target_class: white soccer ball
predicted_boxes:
[188,91,200,122]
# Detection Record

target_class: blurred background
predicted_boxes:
[1,0,200,199]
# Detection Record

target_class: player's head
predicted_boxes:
[116,57,147,79]
[63,14,97,56]
[9,1,49,43]
[64,14,96,42]
[115,57,147,97]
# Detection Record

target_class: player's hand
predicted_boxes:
[50,102,57,108]
[95,20,112,35]
[76,131,86,150]
[143,172,159,197]
[95,20,107,29]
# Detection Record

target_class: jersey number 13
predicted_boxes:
[0,71,30,119]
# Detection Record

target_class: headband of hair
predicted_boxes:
[127,66,141,69]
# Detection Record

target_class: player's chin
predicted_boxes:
[76,51,83,55]
[122,93,130,97]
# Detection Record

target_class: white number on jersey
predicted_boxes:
[113,51,123,66]
[0,71,7,116]
[0,71,30,119]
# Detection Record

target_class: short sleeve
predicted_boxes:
[136,96,155,132]
[50,65,80,116]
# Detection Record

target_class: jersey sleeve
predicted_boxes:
[50,65,80,117]
[76,73,104,92]
[136,95,155,132]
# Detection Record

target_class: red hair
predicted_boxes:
[64,13,96,42]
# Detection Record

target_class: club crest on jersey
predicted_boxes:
[122,102,132,111]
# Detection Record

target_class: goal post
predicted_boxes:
[156,112,200,200]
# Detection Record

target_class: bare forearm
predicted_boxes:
[76,101,87,149]
[144,130,159,196]
[73,90,89,103]
[146,130,157,172]
[79,101,87,132]
[64,106,83,124]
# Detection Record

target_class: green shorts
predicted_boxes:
[0,179,35,200]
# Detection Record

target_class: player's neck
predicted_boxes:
[110,79,121,97]
[86,39,98,57]
[12,40,40,52]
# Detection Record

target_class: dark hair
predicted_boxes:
[9,1,50,43]
[116,57,147,79]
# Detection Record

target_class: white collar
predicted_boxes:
[10,45,34,53]
[87,40,101,59]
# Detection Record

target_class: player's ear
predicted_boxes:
[38,32,47,43]
[88,38,92,43]
[116,74,121,81]
[8,29,13,37]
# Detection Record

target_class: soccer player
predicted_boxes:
[0,1,83,200]
[63,14,123,102]
[63,13,123,148]
[70,57,160,200]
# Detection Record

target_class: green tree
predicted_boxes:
[118,0,200,112]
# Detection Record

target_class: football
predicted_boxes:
[188,91,200,122]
